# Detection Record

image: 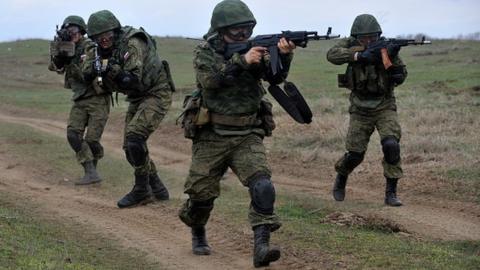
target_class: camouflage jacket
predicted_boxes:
[194,34,293,135]
[49,37,97,101]
[327,36,408,114]
[82,26,175,103]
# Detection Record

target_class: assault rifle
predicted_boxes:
[225,27,340,75]
[93,43,103,86]
[355,36,432,69]
[49,25,75,58]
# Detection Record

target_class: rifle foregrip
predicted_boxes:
[381,48,393,70]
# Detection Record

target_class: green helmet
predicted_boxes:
[210,0,256,31]
[62,15,86,34]
[350,14,382,37]
[87,10,121,37]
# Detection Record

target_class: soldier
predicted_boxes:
[82,10,175,208]
[49,15,110,185]
[178,0,296,267]
[327,14,407,206]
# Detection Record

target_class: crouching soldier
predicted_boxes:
[82,10,175,207]
[49,15,110,185]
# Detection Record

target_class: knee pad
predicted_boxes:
[179,198,215,227]
[344,151,365,171]
[66,129,83,153]
[86,141,104,158]
[248,177,275,215]
[125,135,148,167]
[382,137,400,165]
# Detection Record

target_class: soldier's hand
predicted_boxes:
[244,46,267,64]
[106,63,122,79]
[357,48,378,64]
[278,38,296,54]
[387,43,401,57]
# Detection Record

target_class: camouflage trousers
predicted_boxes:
[67,95,110,164]
[123,92,172,175]
[335,109,403,179]
[179,129,281,229]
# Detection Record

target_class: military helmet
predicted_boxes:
[210,0,256,31]
[62,15,86,34]
[87,10,121,37]
[350,14,382,37]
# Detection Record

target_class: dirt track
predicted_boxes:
[1,112,479,242]
[1,111,480,269]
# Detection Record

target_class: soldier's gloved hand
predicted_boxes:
[389,66,406,85]
[53,56,71,69]
[387,43,401,58]
[357,48,378,64]
[105,62,122,79]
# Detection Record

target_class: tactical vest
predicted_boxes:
[63,38,97,101]
[198,41,265,116]
[113,26,165,96]
[342,38,396,110]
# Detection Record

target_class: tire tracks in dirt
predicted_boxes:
[1,111,479,243]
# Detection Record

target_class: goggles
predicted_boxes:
[225,23,254,41]
[93,31,115,44]
[357,33,379,45]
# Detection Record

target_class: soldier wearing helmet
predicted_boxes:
[327,14,407,207]
[178,0,296,267]
[82,10,175,208]
[48,15,110,185]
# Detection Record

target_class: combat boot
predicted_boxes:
[385,178,403,206]
[253,225,281,268]
[75,161,102,185]
[117,173,152,208]
[332,174,348,201]
[149,173,169,201]
[191,226,211,255]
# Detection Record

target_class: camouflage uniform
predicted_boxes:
[83,10,174,207]
[49,15,109,184]
[327,14,407,206]
[179,0,292,266]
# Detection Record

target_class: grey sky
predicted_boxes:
[0,0,478,41]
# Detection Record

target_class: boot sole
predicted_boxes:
[74,179,102,186]
[117,196,153,208]
[193,247,211,256]
[254,249,281,268]
[333,190,345,201]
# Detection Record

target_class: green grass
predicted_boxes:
[215,182,480,269]
[0,198,161,270]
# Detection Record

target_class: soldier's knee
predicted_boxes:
[86,140,103,158]
[248,176,275,215]
[179,198,215,227]
[125,134,148,167]
[381,137,400,165]
[344,151,365,170]
[66,129,83,153]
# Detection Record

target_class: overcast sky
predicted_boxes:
[0,0,479,41]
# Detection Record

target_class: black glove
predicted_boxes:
[386,43,401,58]
[357,48,378,64]
[53,56,71,69]
[390,66,405,85]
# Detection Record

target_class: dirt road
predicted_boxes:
[0,111,479,269]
